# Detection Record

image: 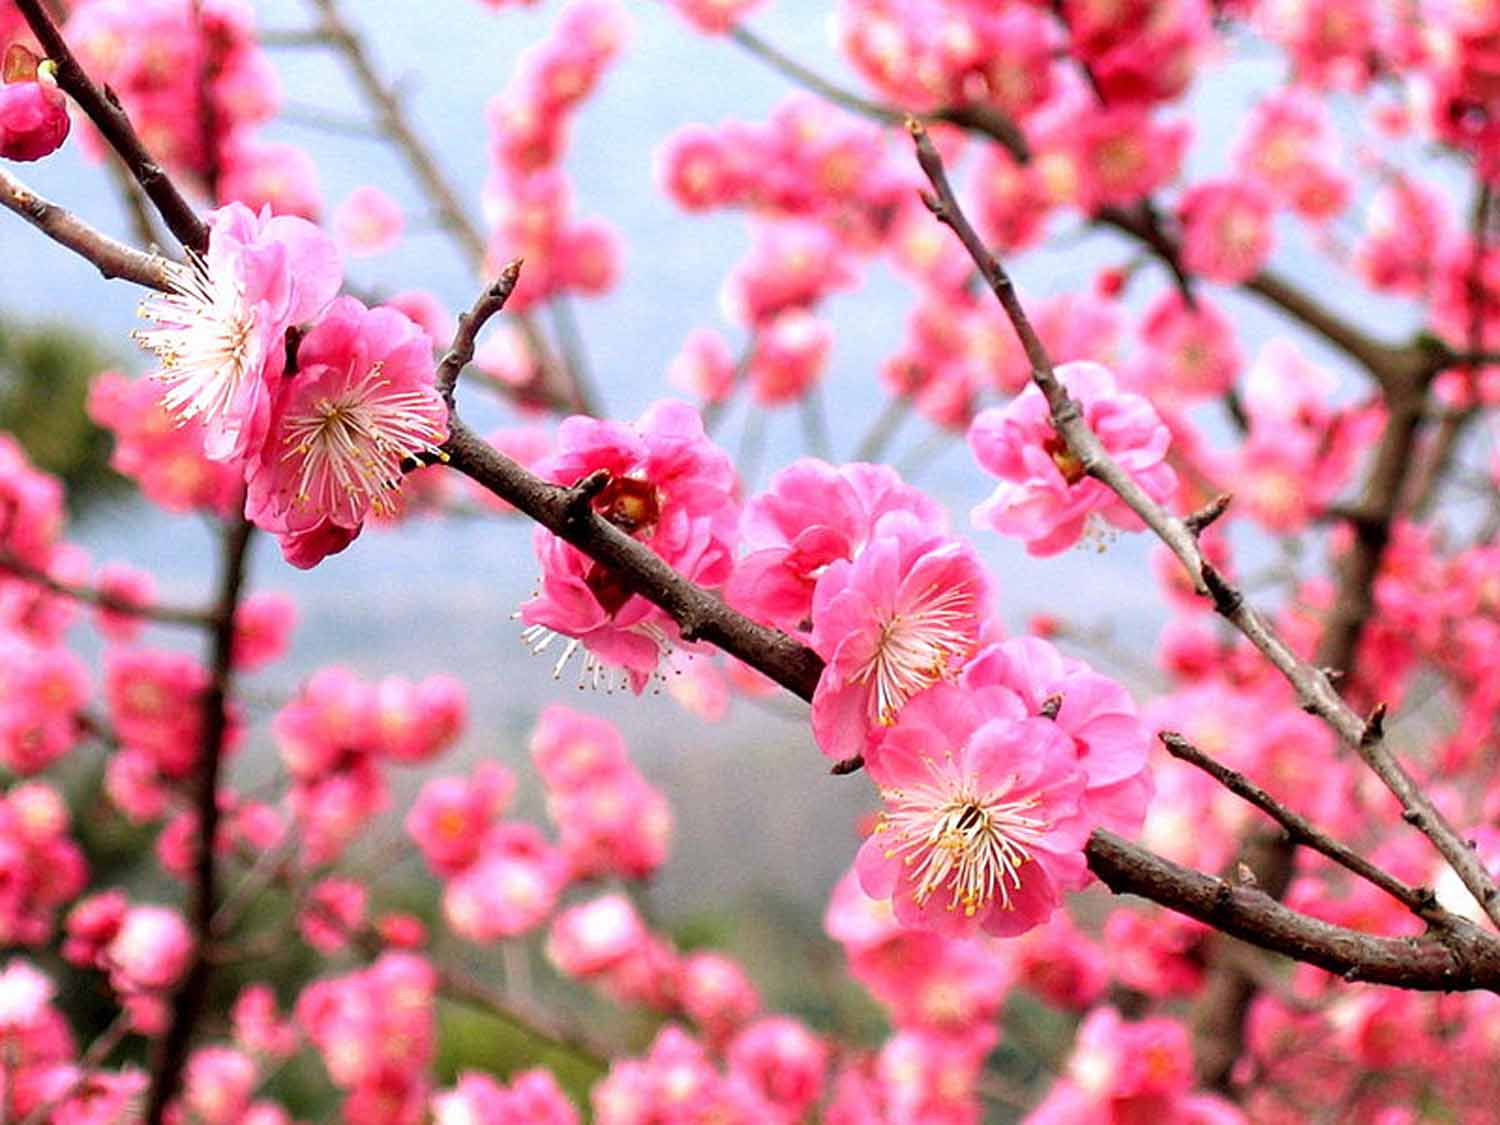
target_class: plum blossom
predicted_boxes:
[856,684,1092,937]
[808,511,990,761]
[731,458,943,634]
[132,203,341,463]
[245,295,448,568]
[519,400,738,691]
[968,361,1178,555]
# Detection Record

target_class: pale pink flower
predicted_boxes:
[442,824,567,941]
[668,327,737,403]
[855,684,1092,937]
[232,591,297,671]
[106,904,193,993]
[332,186,405,257]
[132,202,341,463]
[406,763,516,876]
[546,893,650,979]
[808,512,990,761]
[245,296,448,568]
[968,361,1178,555]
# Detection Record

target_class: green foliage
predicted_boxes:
[0,313,121,507]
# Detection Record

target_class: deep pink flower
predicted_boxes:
[809,513,990,761]
[0,54,69,162]
[963,638,1154,836]
[731,458,943,635]
[727,1017,829,1120]
[855,684,1091,937]
[1177,178,1276,284]
[245,296,447,568]
[442,824,567,941]
[968,361,1178,555]
[133,202,341,463]
[519,400,738,692]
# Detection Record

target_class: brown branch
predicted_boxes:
[0,552,216,629]
[905,117,1500,931]
[1160,732,1444,921]
[1085,830,1500,991]
[440,416,823,701]
[142,515,256,1124]
[14,0,208,253]
[436,260,524,403]
[0,167,174,291]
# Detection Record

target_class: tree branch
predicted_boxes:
[0,552,216,629]
[142,515,256,1124]
[14,0,208,252]
[0,167,174,291]
[1160,732,1445,922]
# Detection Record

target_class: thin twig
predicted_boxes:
[142,516,256,1124]
[0,168,174,291]
[1160,732,1443,921]
[0,552,216,629]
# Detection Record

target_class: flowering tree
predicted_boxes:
[2,0,1500,1120]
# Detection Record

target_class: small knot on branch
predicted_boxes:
[1200,562,1242,617]
[1184,493,1232,535]
[560,469,612,528]
[1360,702,1388,747]
[830,754,865,776]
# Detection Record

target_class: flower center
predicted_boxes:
[878,780,1047,916]
[851,583,975,725]
[280,364,445,521]
[133,257,260,425]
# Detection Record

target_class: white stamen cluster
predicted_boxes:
[132,255,260,425]
[850,583,975,725]
[877,773,1047,916]
[278,363,446,521]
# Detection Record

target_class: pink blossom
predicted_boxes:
[1136,291,1243,404]
[968,361,1178,555]
[668,327,738,403]
[218,137,324,220]
[181,1045,259,1123]
[442,824,567,940]
[1177,178,1277,284]
[333,185,405,257]
[231,591,297,671]
[0,54,69,162]
[86,371,244,516]
[1063,106,1190,213]
[669,0,767,35]
[233,984,298,1059]
[405,762,516,876]
[529,705,631,788]
[727,1017,829,1120]
[551,771,673,880]
[546,893,650,979]
[298,878,367,953]
[90,561,156,644]
[519,400,738,691]
[809,512,990,761]
[107,903,193,994]
[0,637,87,774]
[246,296,447,568]
[748,309,832,405]
[730,458,943,635]
[963,637,1154,836]
[132,202,342,463]
[855,684,1091,937]
[722,220,859,327]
